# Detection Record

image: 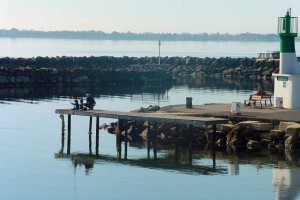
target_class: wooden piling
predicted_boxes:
[116,118,122,159]
[96,117,99,156]
[89,116,93,134]
[212,124,216,169]
[59,114,65,154]
[67,114,71,155]
[124,128,128,160]
[212,124,216,148]
[89,117,92,154]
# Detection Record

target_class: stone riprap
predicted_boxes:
[0,56,278,87]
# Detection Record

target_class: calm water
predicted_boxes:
[1,39,300,200]
[0,37,299,58]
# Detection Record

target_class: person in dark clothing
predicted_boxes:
[79,99,84,110]
[249,86,267,100]
[84,93,96,110]
[256,86,266,95]
[247,86,267,106]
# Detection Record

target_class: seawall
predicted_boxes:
[0,56,279,87]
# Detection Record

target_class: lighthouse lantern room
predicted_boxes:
[273,9,300,109]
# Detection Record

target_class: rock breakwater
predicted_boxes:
[0,56,279,87]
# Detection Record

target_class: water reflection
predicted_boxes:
[55,142,300,200]
[0,77,274,103]
[273,157,300,200]
[177,77,274,93]
[55,151,228,176]
[0,83,172,102]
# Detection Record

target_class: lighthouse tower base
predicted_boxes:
[273,74,300,109]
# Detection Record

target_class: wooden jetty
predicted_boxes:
[55,109,228,159]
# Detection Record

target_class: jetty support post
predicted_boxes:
[124,124,128,160]
[147,121,151,159]
[59,114,65,154]
[88,116,93,155]
[212,124,216,169]
[116,118,122,159]
[188,125,193,165]
[96,117,100,156]
[67,114,71,155]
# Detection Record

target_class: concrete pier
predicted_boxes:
[55,108,228,156]
[55,103,300,157]
[160,103,300,123]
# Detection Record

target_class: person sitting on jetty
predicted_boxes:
[71,99,79,110]
[79,99,84,110]
[84,93,96,110]
[249,86,266,100]
[256,86,266,95]
[246,86,267,106]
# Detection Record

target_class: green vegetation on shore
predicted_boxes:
[0,28,291,41]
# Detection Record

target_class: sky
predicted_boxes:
[0,0,299,34]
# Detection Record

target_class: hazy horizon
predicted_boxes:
[0,0,299,34]
[0,27,279,35]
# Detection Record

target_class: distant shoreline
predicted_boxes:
[1,28,294,42]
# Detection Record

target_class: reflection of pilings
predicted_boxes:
[96,117,99,156]
[145,121,158,160]
[189,125,193,165]
[59,114,65,154]
[60,115,100,156]
[88,117,92,155]
[175,124,179,163]
[147,122,151,159]
[230,163,239,175]
[67,114,71,154]
[212,149,216,170]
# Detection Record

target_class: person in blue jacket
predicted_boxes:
[71,99,79,110]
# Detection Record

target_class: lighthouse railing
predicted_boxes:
[278,17,298,35]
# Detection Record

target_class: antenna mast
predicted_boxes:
[158,40,161,65]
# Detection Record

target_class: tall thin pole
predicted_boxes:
[88,117,92,155]
[158,40,161,65]
[67,114,71,154]
[96,117,99,156]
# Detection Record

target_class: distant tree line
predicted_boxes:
[0,28,297,41]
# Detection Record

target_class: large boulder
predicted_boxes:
[231,121,260,133]
[279,121,300,137]
[216,124,234,133]
[285,124,300,137]
[249,122,274,132]
[279,121,299,132]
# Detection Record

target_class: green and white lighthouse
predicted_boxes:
[273,9,300,109]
